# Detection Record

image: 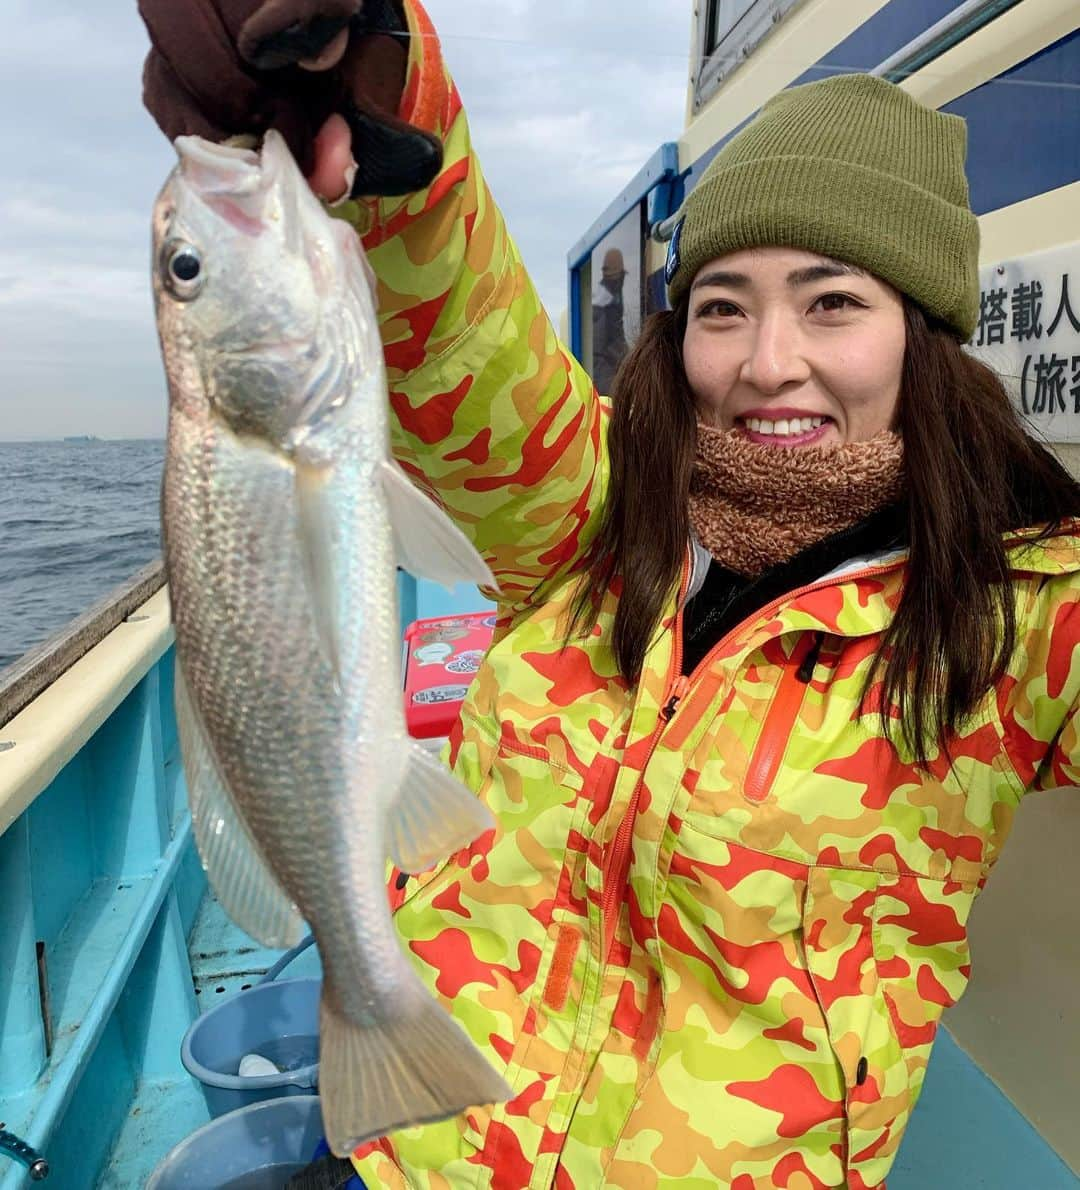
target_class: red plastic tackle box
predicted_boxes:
[402,611,497,741]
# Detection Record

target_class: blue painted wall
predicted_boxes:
[945,29,1080,214]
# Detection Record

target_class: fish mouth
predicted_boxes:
[174,133,294,233]
[176,136,263,193]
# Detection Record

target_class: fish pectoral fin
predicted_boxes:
[295,459,344,687]
[379,459,499,594]
[175,664,305,949]
[388,742,496,874]
[318,975,511,1157]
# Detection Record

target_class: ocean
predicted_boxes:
[0,439,165,673]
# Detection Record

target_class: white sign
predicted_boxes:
[967,240,1080,443]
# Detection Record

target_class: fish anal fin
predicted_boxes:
[387,742,495,874]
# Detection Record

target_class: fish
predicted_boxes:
[152,129,511,1155]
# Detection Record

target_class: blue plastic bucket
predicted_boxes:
[181,976,320,1117]
[146,1095,324,1189]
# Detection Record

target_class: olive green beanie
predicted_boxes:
[665,73,980,339]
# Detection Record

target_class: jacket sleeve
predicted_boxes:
[337,0,609,613]
[998,571,1080,792]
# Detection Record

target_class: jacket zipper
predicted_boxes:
[600,552,690,953]
[599,557,905,955]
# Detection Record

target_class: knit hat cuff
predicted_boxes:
[668,154,980,338]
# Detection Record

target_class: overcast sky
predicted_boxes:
[0,0,691,441]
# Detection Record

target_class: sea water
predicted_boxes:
[0,438,164,671]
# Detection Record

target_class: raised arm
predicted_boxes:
[339,0,609,611]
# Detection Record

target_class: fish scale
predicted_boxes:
[153,129,511,1155]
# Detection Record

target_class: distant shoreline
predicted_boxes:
[0,437,166,445]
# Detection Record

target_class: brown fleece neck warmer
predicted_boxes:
[689,422,905,576]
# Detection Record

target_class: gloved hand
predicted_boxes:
[138,0,442,198]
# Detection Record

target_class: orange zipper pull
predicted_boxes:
[661,675,691,722]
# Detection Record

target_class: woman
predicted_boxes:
[140,3,1080,1187]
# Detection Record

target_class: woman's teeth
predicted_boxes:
[743,415,826,437]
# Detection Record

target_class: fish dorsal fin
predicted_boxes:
[378,459,498,593]
[387,740,496,874]
[294,458,344,688]
[175,663,305,949]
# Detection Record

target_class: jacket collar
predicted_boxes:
[693,522,1080,670]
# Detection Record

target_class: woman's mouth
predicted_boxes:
[737,414,833,447]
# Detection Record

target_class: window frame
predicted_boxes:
[692,0,806,115]
[583,200,648,388]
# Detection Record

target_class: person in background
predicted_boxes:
[591,246,630,394]
[139,2,1080,1187]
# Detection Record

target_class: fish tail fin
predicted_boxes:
[387,742,495,874]
[318,979,511,1157]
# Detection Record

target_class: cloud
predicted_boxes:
[0,256,150,325]
[0,195,148,250]
[0,2,147,74]
[0,0,692,439]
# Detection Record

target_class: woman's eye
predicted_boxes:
[812,292,861,314]
[697,299,741,318]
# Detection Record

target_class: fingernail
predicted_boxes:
[298,28,349,72]
[328,158,358,207]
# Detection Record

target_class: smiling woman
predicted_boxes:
[682,248,906,447]
[556,60,1080,1190]
[575,71,1080,759]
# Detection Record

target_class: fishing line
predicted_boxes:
[417,29,1080,89]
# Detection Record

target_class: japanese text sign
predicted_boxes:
[968,241,1080,442]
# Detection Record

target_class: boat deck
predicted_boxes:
[100,894,323,1188]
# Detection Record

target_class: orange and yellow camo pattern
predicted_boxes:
[339,5,1080,1186]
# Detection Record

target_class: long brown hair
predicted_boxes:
[569,293,1080,762]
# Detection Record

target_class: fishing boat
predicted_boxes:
[0,564,491,1188]
[1,0,1077,1185]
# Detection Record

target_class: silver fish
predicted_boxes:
[153,130,510,1154]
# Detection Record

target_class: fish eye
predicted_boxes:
[161,239,205,300]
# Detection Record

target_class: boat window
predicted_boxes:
[695,0,804,114]
[584,202,646,396]
[705,0,759,55]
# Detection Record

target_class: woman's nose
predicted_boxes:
[739,313,811,393]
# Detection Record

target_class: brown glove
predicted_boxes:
[138,0,442,195]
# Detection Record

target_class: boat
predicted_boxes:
[1,0,1077,1185]
[0,564,491,1188]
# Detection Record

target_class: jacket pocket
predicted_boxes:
[802,865,974,1190]
[388,852,457,914]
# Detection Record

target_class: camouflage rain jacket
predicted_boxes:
[343,4,1080,1186]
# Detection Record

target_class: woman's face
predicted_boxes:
[682,247,906,447]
